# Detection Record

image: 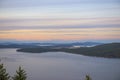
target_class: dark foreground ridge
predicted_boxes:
[17,43,120,58]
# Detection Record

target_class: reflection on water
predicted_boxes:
[0,49,120,80]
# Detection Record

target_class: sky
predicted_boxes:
[0,0,120,42]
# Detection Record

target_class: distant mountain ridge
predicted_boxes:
[0,42,102,48]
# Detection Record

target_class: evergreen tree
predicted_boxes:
[0,63,10,80]
[85,75,92,80]
[12,66,27,80]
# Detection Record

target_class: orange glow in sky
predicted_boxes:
[0,0,120,42]
[0,28,119,41]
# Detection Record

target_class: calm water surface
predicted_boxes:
[0,48,120,80]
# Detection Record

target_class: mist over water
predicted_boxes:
[0,49,120,80]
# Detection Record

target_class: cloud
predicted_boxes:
[0,17,120,30]
[0,0,119,8]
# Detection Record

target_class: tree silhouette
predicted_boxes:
[0,63,10,80]
[85,75,92,80]
[12,66,27,80]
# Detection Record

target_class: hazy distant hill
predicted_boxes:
[17,43,120,58]
[0,43,37,48]
[0,42,102,48]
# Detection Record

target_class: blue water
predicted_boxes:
[0,48,120,80]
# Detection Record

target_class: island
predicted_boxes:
[17,43,120,58]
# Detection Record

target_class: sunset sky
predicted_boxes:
[0,0,120,42]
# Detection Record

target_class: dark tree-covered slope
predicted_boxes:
[17,43,120,58]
